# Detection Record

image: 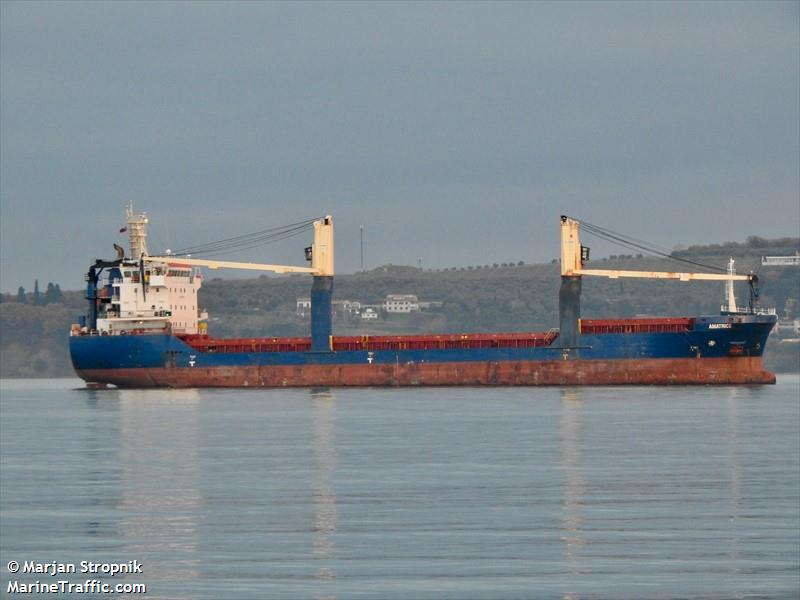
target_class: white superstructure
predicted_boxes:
[95,262,205,335]
[93,206,206,335]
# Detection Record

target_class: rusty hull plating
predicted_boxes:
[75,356,775,388]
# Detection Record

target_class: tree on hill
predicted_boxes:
[44,282,63,304]
[16,287,26,304]
[33,280,41,305]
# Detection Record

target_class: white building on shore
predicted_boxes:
[383,294,419,313]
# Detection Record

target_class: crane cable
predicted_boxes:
[573,218,729,274]
[167,217,323,258]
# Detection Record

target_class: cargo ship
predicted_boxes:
[69,208,777,387]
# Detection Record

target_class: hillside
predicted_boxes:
[2,237,798,377]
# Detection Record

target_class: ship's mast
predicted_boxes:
[126,202,149,259]
[724,257,737,313]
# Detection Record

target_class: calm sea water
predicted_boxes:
[1,378,798,600]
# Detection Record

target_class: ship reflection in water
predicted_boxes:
[559,387,586,589]
[88,387,342,598]
[117,389,203,587]
[310,389,338,585]
[725,386,743,570]
[552,385,758,600]
[10,379,783,599]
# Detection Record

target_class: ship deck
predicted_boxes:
[177,318,694,354]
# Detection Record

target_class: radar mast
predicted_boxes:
[126,202,149,259]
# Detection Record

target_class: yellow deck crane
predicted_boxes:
[146,216,335,351]
[558,216,759,355]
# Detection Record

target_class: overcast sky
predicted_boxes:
[1,1,798,293]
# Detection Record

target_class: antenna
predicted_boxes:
[360,225,364,271]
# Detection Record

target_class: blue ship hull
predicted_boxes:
[69,314,777,387]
